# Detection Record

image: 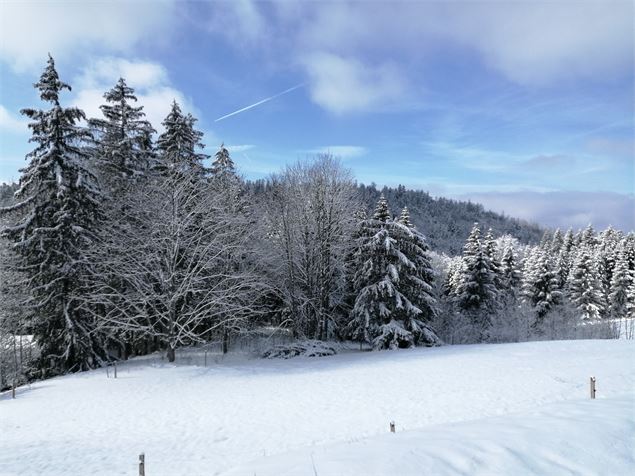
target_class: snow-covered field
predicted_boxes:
[1,340,633,475]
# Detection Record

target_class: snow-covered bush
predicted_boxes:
[262,340,338,359]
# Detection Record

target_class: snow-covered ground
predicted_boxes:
[1,340,633,475]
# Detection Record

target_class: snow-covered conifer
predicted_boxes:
[455,224,497,313]
[0,56,103,374]
[567,246,606,321]
[89,77,155,191]
[521,248,561,323]
[155,101,208,178]
[609,243,633,320]
[396,207,439,338]
[348,197,440,349]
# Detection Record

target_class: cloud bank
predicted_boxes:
[461,191,635,232]
[0,0,176,72]
[203,1,633,114]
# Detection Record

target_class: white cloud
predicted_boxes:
[0,0,176,72]
[72,58,195,134]
[205,1,633,100]
[459,191,635,231]
[306,145,367,159]
[77,58,168,90]
[0,105,28,134]
[302,53,406,114]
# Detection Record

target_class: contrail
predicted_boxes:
[215,83,304,122]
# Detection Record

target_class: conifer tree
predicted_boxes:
[567,246,605,320]
[456,224,497,311]
[0,56,103,375]
[89,77,155,191]
[396,207,439,338]
[609,244,633,319]
[596,226,622,311]
[483,228,503,300]
[551,228,564,255]
[347,197,440,349]
[500,244,522,300]
[555,229,575,289]
[521,248,561,323]
[155,101,208,178]
[211,143,236,179]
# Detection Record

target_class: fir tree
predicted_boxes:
[396,207,439,341]
[455,224,497,311]
[554,229,575,288]
[373,194,390,222]
[609,244,633,319]
[551,228,564,255]
[567,246,605,320]
[211,143,236,179]
[500,244,522,300]
[155,101,208,178]
[483,228,503,299]
[347,197,440,349]
[0,56,103,375]
[89,77,155,191]
[521,248,561,323]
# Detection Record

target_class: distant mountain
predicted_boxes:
[357,184,544,255]
[1,181,544,256]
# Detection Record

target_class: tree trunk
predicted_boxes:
[222,328,229,354]
[166,346,175,362]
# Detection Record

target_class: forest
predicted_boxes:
[1,56,633,389]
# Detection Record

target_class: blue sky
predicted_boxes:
[0,0,633,230]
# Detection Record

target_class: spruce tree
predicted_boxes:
[0,56,103,375]
[455,224,497,319]
[555,229,574,289]
[483,228,503,301]
[500,244,522,300]
[89,77,155,191]
[521,248,561,323]
[609,243,633,319]
[567,246,605,320]
[155,101,208,178]
[396,207,439,342]
[347,197,440,349]
[551,228,564,255]
[211,143,236,179]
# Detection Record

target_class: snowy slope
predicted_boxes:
[224,395,634,476]
[1,340,633,475]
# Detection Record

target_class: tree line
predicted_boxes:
[437,224,635,343]
[1,56,633,386]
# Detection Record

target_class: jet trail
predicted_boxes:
[215,83,303,122]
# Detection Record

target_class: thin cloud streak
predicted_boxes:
[215,83,303,122]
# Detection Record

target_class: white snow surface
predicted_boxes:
[1,340,633,475]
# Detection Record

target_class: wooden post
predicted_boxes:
[11,381,15,399]
[114,363,117,379]
[590,376,596,399]
[106,365,110,378]
[139,453,145,476]
[389,421,395,433]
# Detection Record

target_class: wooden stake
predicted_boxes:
[11,382,15,399]
[590,376,596,399]
[389,421,395,433]
[114,363,117,379]
[139,453,145,476]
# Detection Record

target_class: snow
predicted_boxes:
[1,340,633,475]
